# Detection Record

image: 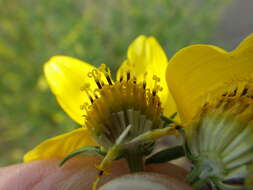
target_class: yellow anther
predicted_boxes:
[81,83,92,94]
[132,76,137,84]
[106,67,112,77]
[152,75,162,93]
[93,69,101,79]
[87,71,93,78]
[156,86,163,92]
[93,89,100,98]
[98,64,107,74]
[98,64,111,77]
[80,104,85,110]
[80,102,89,112]
[99,63,106,70]
[153,75,160,82]
[152,76,160,88]
[98,64,113,85]
[80,83,95,103]
[80,83,91,91]
[88,69,102,81]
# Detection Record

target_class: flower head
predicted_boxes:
[23,35,178,186]
[79,63,164,149]
[166,34,253,189]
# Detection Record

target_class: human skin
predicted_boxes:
[0,156,191,190]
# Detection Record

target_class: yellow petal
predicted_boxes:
[44,56,98,125]
[117,35,177,118]
[166,33,253,123]
[24,128,97,162]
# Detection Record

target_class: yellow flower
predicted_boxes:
[166,33,253,123]
[166,34,253,190]
[24,36,178,173]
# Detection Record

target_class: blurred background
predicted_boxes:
[0,0,252,166]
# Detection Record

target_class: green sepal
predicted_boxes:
[161,113,177,126]
[140,141,155,156]
[59,146,106,166]
[170,112,178,119]
[145,145,185,165]
[174,125,196,161]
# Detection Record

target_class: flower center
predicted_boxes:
[81,64,164,148]
[186,82,253,189]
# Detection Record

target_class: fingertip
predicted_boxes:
[99,172,193,190]
[145,162,188,181]
[0,157,190,190]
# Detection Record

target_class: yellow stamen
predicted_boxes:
[83,65,164,146]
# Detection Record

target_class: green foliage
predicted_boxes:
[0,0,229,165]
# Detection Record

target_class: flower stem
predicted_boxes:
[187,164,203,184]
[187,157,222,189]
[124,146,144,172]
